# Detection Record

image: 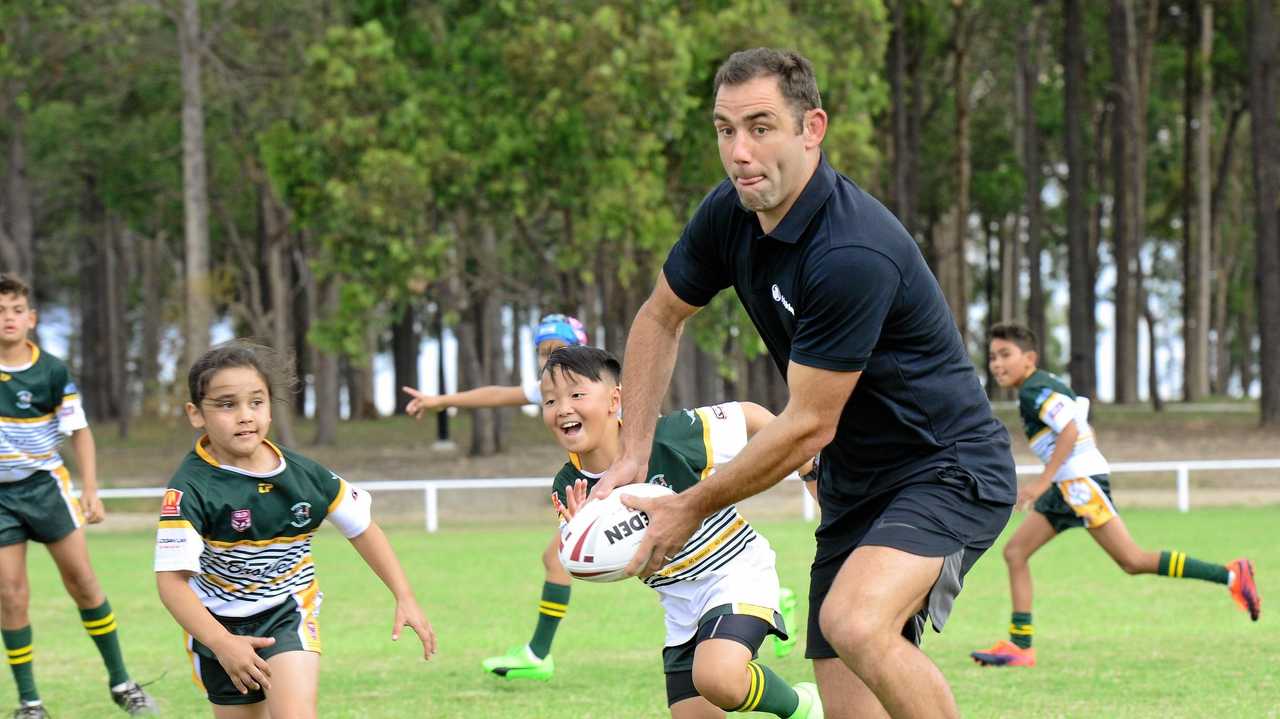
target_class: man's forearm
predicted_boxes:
[619,301,683,458]
[684,410,827,517]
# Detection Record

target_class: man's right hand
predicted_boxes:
[212,634,275,694]
[591,453,647,499]
[402,387,443,420]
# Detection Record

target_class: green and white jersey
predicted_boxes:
[552,402,768,591]
[1018,370,1109,482]
[0,343,88,482]
[153,437,372,618]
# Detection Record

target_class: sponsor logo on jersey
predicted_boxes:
[57,405,75,418]
[160,488,184,517]
[604,512,650,545]
[771,284,795,316]
[258,483,273,494]
[290,502,312,528]
[1047,402,1064,420]
[230,508,252,532]
[15,390,32,409]
[712,405,726,420]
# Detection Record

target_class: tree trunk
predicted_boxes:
[1183,1,1214,401]
[261,182,296,446]
[1109,0,1139,403]
[1064,0,1097,399]
[1210,106,1244,395]
[946,1,972,344]
[888,0,913,232]
[292,242,313,419]
[179,0,212,369]
[1019,2,1046,344]
[1143,289,1164,411]
[1248,0,1280,424]
[312,278,340,445]
[391,304,420,415]
[4,90,34,288]
[139,231,165,417]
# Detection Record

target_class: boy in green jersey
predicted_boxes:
[971,323,1260,668]
[0,274,155,718]
[546,346,822,719]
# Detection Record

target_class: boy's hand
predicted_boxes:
[401,387,444,419]
[551,479,590,523]
[80,490,106,524]
[211,634,275,694]
[1016,479,1050,510]
[392,598,437,660]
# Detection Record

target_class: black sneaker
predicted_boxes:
[110,682,157,716]
[11,704,49,719]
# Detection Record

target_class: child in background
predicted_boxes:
[155,342,436,717]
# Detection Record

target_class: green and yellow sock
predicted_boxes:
[528,582,571,659]
[733,661,799,717]
[80,600,130,686]
[1009,611,1033,649]
[1159,551,1229,585]
[2,625,38,704]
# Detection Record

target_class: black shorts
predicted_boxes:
[662,605,782,706]
[0,468,82,546]
[186,594,323,706]
[1034,474,1117,533]
[806,466,1013,659]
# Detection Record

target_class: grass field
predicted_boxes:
[16,507,1277,718]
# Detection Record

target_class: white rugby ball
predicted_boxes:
[558,483,676,583]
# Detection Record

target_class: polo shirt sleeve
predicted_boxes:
[790,246,900,372]
[662,189,733,307]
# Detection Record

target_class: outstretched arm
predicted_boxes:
[593,272,701,499]
[403,385,530,418]
[348,523,437,659]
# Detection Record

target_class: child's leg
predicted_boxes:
[1004,512,1058,613]
[692,637,801,717]
[531,532,572,657]
[1088,517,1162,574]
[0,542,38,706]
[670,693,725,719]
[262,651,319,719]
[212,702,269,719]
[45,529,133,687]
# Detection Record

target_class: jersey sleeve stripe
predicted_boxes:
[694,408,714,480]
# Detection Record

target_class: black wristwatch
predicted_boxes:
[801,453,821,483]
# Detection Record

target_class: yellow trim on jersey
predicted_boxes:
[0,412,56,425]
[158,519,194,530]
[205,531,312,549]
[0,450,56,461]
[654,517,746,577]
[54,465,83,525]
[327,478,346,514]
[1029,427,1052,446]
[568,452,581,470]
[195,435,283,468]
[183,631,206,692]
[694,408,714,481]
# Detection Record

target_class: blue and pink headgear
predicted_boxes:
[535,314,588,348]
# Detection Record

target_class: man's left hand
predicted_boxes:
[621,492,701,578]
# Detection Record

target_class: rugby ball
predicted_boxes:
[558,483,676,583]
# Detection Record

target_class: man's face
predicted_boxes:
[988,338,1036,388]
[0,293,35,346]
[539,367,619,455]
[713,76,821,218]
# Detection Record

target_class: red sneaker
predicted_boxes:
[970,640,1036,667]
[1228,558,1261,621]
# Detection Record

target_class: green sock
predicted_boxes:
[733,661,799,717]
[2,626,38,703]
[80,600,130,686]
[1159,551,1230,585]
[1009,611,1033,649]
[528,582,571,659]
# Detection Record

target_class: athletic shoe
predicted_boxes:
[481,644,555,681]
[1228,558,1261,621]
[970,640,1036,667]
[774,586,799,658]
[11,704,49,719]
[788,682,823,719]
[110,681,157,716]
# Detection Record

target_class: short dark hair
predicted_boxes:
[541,346,621,386]
[188,340,297,406]
[0,274,31,300]
[713,48,822,129]
[990,322,1038,353]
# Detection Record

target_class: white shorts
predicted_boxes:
[656,535,781,647]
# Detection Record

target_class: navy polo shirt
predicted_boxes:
[663,156,1016,509]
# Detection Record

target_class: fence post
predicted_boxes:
[1175,465,1190,513]
[425,485,439,532]
[802,486,816,522]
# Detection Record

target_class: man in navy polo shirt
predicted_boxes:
[596,48,1017,718]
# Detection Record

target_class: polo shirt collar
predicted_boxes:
[749,153,837,244]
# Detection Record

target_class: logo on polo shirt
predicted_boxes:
[771,284,795,316]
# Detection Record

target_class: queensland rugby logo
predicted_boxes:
[230,508,252,532]
[14,390,32,409]
[290,502,312,528]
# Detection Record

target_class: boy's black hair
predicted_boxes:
[541,346,621,385]
[990,322,1039,354]
[0,274,31,300]
[188,340,298,406]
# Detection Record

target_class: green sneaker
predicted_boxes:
[788,682,823,719]
[481,644,555,681]
[774,586,799,658]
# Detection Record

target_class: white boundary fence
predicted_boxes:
[94,458,1280,533]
